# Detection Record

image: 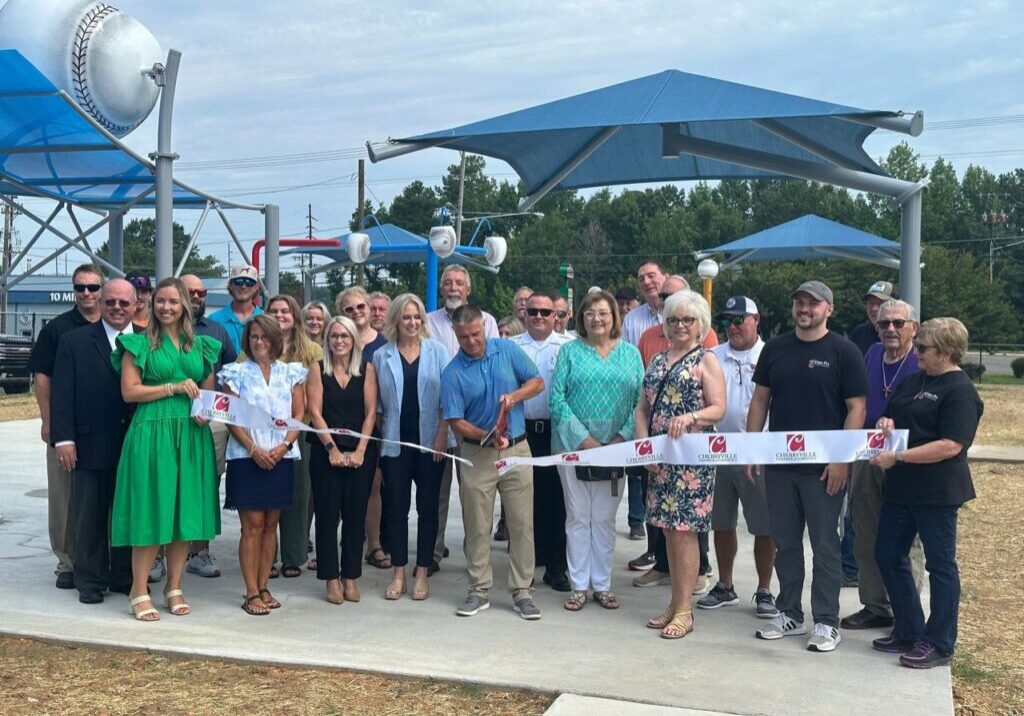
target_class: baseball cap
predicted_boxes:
[718,295,758,317]
[126,271,152,291]
[614,286,639,302]
[229,265,259,281]
[863,280,895,301]
[792,280,834,304]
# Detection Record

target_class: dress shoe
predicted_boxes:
[840,608,895,630]
[55,572,75,590]
[108,583,133,595]
[493,519,509,541]
[78,589,104,604]
[427,560,441,576]
[543,571,572,592]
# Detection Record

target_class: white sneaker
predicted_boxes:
[147,556,165,584]
[755,613,808,640]
[692,573,711,595]
[806,623,842,652]
[186,549,221,578]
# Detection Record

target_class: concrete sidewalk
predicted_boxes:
[0,419,953,716]
[968,444,1024,463]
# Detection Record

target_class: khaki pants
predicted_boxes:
[210,420,229,479]
[459,439,534,597]
[46,444,74,574]
[851,461,925,618]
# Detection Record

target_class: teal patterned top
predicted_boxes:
[549,338,645,453]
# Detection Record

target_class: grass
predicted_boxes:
[975,374,1023,385]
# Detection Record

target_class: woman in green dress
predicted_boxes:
[112,277,222,621]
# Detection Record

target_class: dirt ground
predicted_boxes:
[0,393,38,422]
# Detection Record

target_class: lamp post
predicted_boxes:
[697,258,719,306]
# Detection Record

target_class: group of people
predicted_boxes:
[31,259,981,669]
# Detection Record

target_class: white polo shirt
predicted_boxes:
[511,330,573,420]
[425,307,499,358]
[711,338,764,433]
[622,302,660,346]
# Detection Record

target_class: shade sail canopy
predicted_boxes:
[695,214,902,269]
[0,49,256,210]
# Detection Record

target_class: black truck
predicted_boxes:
[0,333,32,394]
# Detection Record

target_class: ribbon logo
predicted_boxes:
[563,453,580,463]
[495,459,508,471]
[636,440,653,457]
[709,435,727,454]
[786,433,806,452]
[213,395,230,411]
[867,431,885,449]
[273,418,289,428]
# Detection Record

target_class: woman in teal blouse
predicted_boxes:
[550,290,644,612]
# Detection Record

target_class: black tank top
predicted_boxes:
[322,367,366,449]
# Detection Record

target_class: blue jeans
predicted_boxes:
[875,502,961,656]
[841,488,858,579]
[627,473,644,527]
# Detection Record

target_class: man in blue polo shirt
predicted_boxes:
[441,305,544,620]
[208,265,262,353]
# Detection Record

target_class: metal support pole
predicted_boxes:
[455,151,466,242]
[900,189,924,313]
[356,160,365,288]
[425,247,439,312]
[151,50,182,281]
[264,204,280,297]
[108,211,124,271]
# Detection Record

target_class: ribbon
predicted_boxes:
[494,429,909,476]
[191,390,472,466]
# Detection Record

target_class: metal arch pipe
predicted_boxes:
[173,201,211,277]
[107,210,124,271]
[517,126,621,211]
[0,200,63,283]
[752,119,867,171]
[838,111,924,137]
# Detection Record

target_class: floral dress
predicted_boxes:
[643,348,715,532]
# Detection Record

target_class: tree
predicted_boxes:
[97,218,224,276]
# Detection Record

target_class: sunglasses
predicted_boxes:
[230,278,257,288]
[103,299,132,308]
[73,283,102,293]
[526,307,553,317]
[877,319,908,330]
[913,342,935,353]
[188,288,208,299]
[718,315,747,328]
[554,310,568,319]
[343,303,367,315]
[666,316,698,328]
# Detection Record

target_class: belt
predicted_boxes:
[464,434,528,447]
[526,419,550,434]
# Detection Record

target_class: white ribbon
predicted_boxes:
[494,429,909,476]
[191,389,472,466]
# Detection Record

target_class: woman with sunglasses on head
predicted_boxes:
[869,318,983,669]
[111,277,223,621]
[219,315,307,615]
[266,295,323,579]
[635,289,726,639]
[335,287,389,569]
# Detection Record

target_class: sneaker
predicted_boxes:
[455,593,490,617]
[628,523,646,541]
[807,623,842,652]
[840,608,894,630]
[753,590,779,619]
[493,519,509,542]
[148,556,165,584]
[186,549,221,578]
[697,582,739,610]
[755,613,807,640]
[632,569,670,588]
[872,634,917,654]
[513,597,542,620]
[899,642,951,669]
[628,551,655,571]
[692,573,711,595]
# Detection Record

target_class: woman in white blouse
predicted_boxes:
[219,315,307,616]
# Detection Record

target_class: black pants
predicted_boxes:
[309,445,373,580]
[71,467,130,591]
[653,528,710,574]
[381,447,443,568]
[526,423,567,576]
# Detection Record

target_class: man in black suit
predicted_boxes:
[51,278,137,604]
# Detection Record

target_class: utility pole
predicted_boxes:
[356,159,365,288]
[1,197,15,332]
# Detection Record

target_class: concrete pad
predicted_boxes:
[968,444,1024,463]
[545,694,728,715]
[0,418,953,716]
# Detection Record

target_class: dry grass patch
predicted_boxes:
[0,393,38,422]
[974,384,1024,447]
[0,637,553,716]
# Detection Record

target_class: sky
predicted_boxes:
[5,0,1024,278]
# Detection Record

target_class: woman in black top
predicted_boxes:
[870,317,983,669]
[307,316,378,605]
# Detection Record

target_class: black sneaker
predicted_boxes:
[841,608,895,630]
[899,642,951,669]
[872,634,917,653]
[628,523,646,540]
[494,519,509,541]
[627,551,656,571]
[753,590,779,619]
[697,583,739,610]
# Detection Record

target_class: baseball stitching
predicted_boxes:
[71,3,135,136]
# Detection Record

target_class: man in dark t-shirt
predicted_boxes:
[747,280,868,652]
[847,280,895,356]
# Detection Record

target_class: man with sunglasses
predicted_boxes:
[29,263,105,589]
[209,265,262,354]
[552,296,573,336]
[510,292,573,592]
[842,298,924,631]
[50,279,138,603]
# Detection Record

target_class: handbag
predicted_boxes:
[576,464,623,496]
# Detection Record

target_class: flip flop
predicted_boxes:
[241,593,270,616]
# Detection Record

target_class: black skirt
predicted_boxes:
[225,457,294,511]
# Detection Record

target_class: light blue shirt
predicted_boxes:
[209,304,263,354]
[373,338,455,457]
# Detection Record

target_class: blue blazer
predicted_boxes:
[373,338,454,457]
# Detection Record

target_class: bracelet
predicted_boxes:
[690,411,699,424]
[164,383,173,397]
[249,443,257,456]
[324,442,337,451]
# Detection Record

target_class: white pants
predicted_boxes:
[558,466,623,592]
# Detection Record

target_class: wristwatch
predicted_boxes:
[285,440,295,451]
[894,449,904,463]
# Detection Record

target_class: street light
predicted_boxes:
[697,258,719,305]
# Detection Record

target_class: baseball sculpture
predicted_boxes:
[0,0,162,136]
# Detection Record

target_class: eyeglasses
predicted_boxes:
[526,307,553,317]
[343,303,367,315]
[877,319,908,330]
[666,316,698,328]
[913,342,935,353]
[554,310,568,319]
[229,278,257,288]
[103,299,132,308]
[583,310,612,321]
[187,288,208,299]
[250,334,272,343]
[73,283,102,293]
[328,333,352,341]
[718,315,747,328]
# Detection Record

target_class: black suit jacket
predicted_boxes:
[50,321,133,471]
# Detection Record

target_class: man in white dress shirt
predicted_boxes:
[511,291,573,592]
[621,260,669,346]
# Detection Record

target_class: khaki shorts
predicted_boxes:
[710,464,770,536]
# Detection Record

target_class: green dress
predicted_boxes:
[111,332,222,547]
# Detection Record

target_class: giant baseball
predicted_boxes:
[0,0,162,137]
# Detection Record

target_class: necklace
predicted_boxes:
[913,371,943,400]
[881,348,912,397]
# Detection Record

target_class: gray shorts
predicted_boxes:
[711,464,771,535]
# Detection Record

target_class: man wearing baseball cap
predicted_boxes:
[209,265,262,354]
[126,271,153,328]
[848,281,896,356]
[614,287,640,317]
[746,280,868,652]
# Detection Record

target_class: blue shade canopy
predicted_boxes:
[0,50,256,209]
[696,214,902,269]
[379,70,918,199]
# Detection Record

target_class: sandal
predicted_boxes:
[258,588,281,609]
[411,572,429,601]
[281,565,302,578]
[163,588,191,616]
[647,605,675,629]
[325,579,344,605]
[563,590,587,611]
[241,593,270,616]
[269,565,280,579]
[385,576,406,601]
[343,579,361,603]
[593,591,620,610]
[307,559,318,571]
[661,609,694,640]
[129,593,160,622]
[365,548,392,570]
